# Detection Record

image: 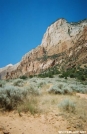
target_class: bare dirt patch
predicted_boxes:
[76,93,87,100]
[0,93,87,134]
[0,110,67,134]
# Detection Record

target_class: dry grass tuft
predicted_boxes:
[17,96,40,115]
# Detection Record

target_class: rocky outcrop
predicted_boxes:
[0,18,87,79]
[41,19,87,56]
[0,63,19,79]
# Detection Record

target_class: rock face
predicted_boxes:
[0,63,19,79]
[41,19,87,55]
[0,18,87,79]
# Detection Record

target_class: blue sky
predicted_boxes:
[0,0,87,67]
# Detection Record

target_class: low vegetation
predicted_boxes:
[37,65,87,85]
[58,99,76,113]
[59,66,87,82]
[13,79,25,87]
[0,80,6,87]
[17,97,39,115]
[0,86,24,111]
[48,82,87,94]
[0,75,86,113]
[58,96,87,130]
[37,53,62,61]
[38,66,60,78]
[20,75,28,80]
[0,75,87,131]
[0,82,39,112]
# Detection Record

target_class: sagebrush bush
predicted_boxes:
[0,80,6,87]
[0,84,39,111]
[70,84,87,94]
[62,86,73,94]
[0,73,87,112]
[13,79,25,87]
[0,86,24,110]
[38,82,46,88]
[48,84,64,94]
[48,83,73,95]
[58,99,76,113]
[26,85,40,96]
[1,78,41,111]
[48,80,87,94]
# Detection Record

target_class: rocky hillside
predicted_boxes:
[0,18,87,79]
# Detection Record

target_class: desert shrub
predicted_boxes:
[0,82,40,111]
[0,80,6,87]
[47,66,60,76]
[53,70,60,75]
[58,84,63,89]
[48,78,87,94]
[26,85,40,96]
[60,67,87,83]
[38,66,60,78]
[50,54,59,59]
[62,86,73,94]
[78,88,87,94]
[0,83,2,87]
[58,99,76,113]
[0,86,28,111]
[38,82,45,88]
[17,97,39,115]
[77,75,86,81]
[82,81,87,85]
[48,85,64,94]
[20,75,27,79]
[70,84,87,94]
[42,54,48,61]
[39,71,54,78]
[59,74,64,78]
[48,73,54,78]
[29,75,33,78]
[48,83,73,95]
[13,79,25,87]
[38,73,43,78]
[70,73,75,78]
[38,73,48,78]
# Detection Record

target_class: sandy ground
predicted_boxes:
[0,92,87,134]
[0,110,67,134]
[76,93,87,100]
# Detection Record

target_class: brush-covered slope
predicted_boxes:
[0,18,87,79]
